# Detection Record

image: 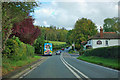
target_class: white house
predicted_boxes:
[83,27,120,49]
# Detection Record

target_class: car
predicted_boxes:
[61,48,64,51]
[56,50,61,55]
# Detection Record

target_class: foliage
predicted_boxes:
[2,37,35,61]
[26,44,35,57]
[66,30,74,45]
[82,46,120,59]
[2,2,38,50]
[2,55,41,75]
[53,44,66,50]
[33,28,45,54]
[103,17,119,33]
[39,26,68,42]
[11,18,40,45]
[2,38,19,59]
[72,18,97,50]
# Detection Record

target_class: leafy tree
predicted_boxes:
[39,26,68,42]
[11,17,40,45]
[33,28,45,54]
[73,18,97,50]
[66,30,74,45]
[2,2,38,50]
[103,17,119,33]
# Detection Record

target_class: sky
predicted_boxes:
[30,0,119,30]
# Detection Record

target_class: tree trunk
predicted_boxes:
[2,29,12,52]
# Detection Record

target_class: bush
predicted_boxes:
[33,36,44,54]
[83,46,120,59]
[53,44,65,50]
[26,44,35,57]
[2,39,19,60]
[75,44,81,50]
[2,37,35,61]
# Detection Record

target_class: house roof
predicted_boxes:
[89,32,120,39]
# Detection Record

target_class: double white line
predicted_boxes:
[60,53,91,80]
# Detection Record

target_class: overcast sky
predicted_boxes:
[31,0,119,30]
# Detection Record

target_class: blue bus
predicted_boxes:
[44,43,52,56]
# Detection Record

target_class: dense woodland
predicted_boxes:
[38,26,68,42]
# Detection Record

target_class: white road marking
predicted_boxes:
[19,57,49,78]
[74,58,119,72]
[60,56,82,79]
[68,52,119,72]
[19,66,37,78]
[60,53,91,80]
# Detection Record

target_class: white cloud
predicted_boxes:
[32,1,118,30]
[43,21,47,25]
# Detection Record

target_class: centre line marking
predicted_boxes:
[60,55,82,80]
[60,53,91,80]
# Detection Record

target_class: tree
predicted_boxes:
[11,17,40,45]
[66,30,74,45]
[40,26,68,42]
[2,2,38,50]
[33,30,45,54]
[73,18,97,50]
[103,17,119,33]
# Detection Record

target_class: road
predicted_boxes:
[21,49,119,80]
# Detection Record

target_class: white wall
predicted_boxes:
[91,39,120,49]
[83,40,92,50]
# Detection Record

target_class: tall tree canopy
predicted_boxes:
[103,17,119,33]
[2,2,38,50]
[66,30,74,45]
[39,26,68,42]
[11,18,40,45]
[73,18,97,49]
[74,18,97,42]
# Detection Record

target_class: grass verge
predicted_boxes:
[77,55,120,70]
[45,40,66,45]
[68,50,79,54]
[2,55,41,76]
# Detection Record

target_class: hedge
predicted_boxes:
[2,37,35,61]
[82,46,120,59]
[53,44,66,50]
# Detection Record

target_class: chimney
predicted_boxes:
[100,26,103,38]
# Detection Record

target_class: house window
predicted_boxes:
[106,40,108,45]
[97,40,102,45]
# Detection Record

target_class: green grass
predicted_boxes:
[69,51,76,54]
[2,55,41,75]
[77,55,120,70]
[45,40,66,45]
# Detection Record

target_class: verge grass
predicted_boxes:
[77,55,120,70]
[2,55,41,75]
[45,40,66,45]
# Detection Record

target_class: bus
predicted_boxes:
[44,43,52,56]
